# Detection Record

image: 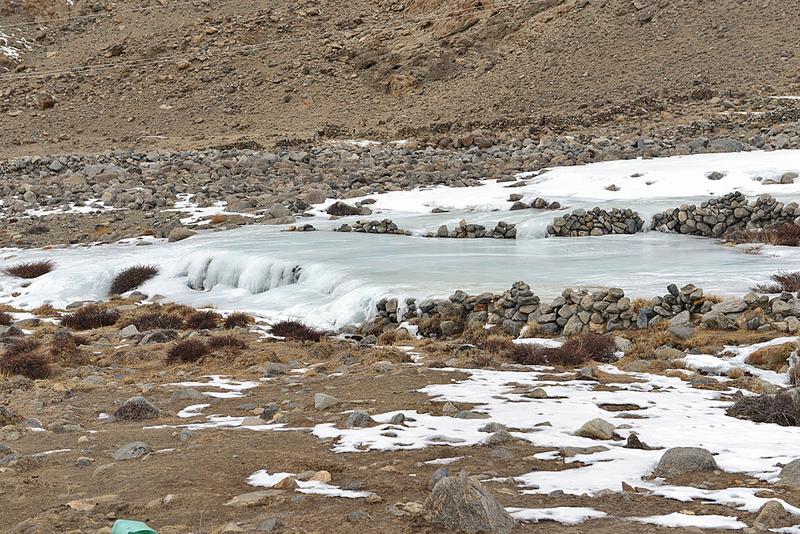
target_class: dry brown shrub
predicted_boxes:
[0,339,51,379]
[166,339,209,363]
[727,391,800,426]
[271,320,327,342]
[61,305,120,330]
[753,271,800,293]
[2,260,55,279]
[224,312,254,329]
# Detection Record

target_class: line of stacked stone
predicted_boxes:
[430,220,517,239]
[333,219,410,235]
[371,282,800,339]
[508,195,562,211]
[651,192,800,237]
[547,208,644,237]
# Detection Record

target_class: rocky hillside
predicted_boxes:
[1,0,799,155]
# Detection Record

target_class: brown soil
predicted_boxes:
[2,318,799,533]
[1,0,799,156]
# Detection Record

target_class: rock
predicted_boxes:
[755,500,795,528]
[0,406,20,426]
[669,310,691,327]
[139,329,178,344]
[423,473,515,534]
[113,441,153,460]
[269,203,291,218]
[168,227,196,242]
[428,467,449,490]
[255,516,285,531]
[119,325,140,338]
[66,494,119,512]
[575,418,616,440]
[653,447,717,478]
[314,393,339,410]
[706,171,724,181]
[711,299,748,314]
[346,411,373,428]
[114,396,160,421]
[778,459,800,488]
[225,490,286,507]
[653,346,685,360]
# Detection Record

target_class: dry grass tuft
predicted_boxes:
[753,271,800,293]
[509,333,617,367]
[469,353,496,368]
[49,331,90,366]
[2,260,55,279]
[378,328,416,346]
[224,312,255,329]
[207,334,248,351]
[727,391,800,426]
[166,338,210,363]
[109,265,159,295]
[31,303,58,317]
[185,310,222,330]
[479,335,516,355]
[271,320,327,342]
[61,305,120,330]
[765,223,800,247]
[0,339,51,379]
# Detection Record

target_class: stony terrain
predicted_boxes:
[2,298,800,533]
[1,0,800,156]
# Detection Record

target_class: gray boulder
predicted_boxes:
[653,447,717,478]
[113,441,153,460]
[314,393,339,411]
[423,473,515,534]
[113,396,160,421]
[778,459,800,488]
[346,411,374,428]
[168,227,196,242]
[575,418,615,440]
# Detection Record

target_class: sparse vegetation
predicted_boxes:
[185,310,222,330]
[727,390,800,426]
[26,224,50,235]
[61,305,120,330]
[509,333,617,367]
[223,312,255,329]
[728,223,800,247]
[753,271,800,293]
[31,304,58,317]
[271,319,326,342]
[167,338,210,363]
[469,353,496,368]
[479,335,515,355]
[207,335,248,351]
[109,265,159,295]
[0,339,51,379]
[123,310,185,331]
[378,328,415,345]
[2,260,55,279]
[0,311,11,326]
[50,331,90,366]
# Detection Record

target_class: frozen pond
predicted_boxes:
[1,227,798,328]
[2,150,799,327]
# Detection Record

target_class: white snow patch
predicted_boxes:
[247,470,374,498]
[627,512,747,530]
[507,506,608,525]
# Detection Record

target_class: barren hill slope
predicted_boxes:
[1,0,799,155]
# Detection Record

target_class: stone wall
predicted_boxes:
[547,208,644,237]
[651,192,800,237]
[373,282,800,339]
[334,219,410,235]
[430,220,517,239]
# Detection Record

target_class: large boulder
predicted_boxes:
[711,299,748,314]
[423,473,515,534]
[168,227,196,242]
[575,418,616,440]
[113,441,153,460]
[778,459,800,488]
[653,447,717,478]
[113,396,161,421]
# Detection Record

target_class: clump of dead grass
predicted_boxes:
[109,265,159,295]
[2,260,55,279]
[727,390,800,426]
[207,334,248,352]
[0,339,51,379]
[61,305,120,330]
[509,333,616,367]
[185,310,222,330]
[753,271,800,293]
[271,320,327,342]
[223,312,255,329]
[166,338,210,363]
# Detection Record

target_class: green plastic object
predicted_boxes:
[111,519,157,534]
